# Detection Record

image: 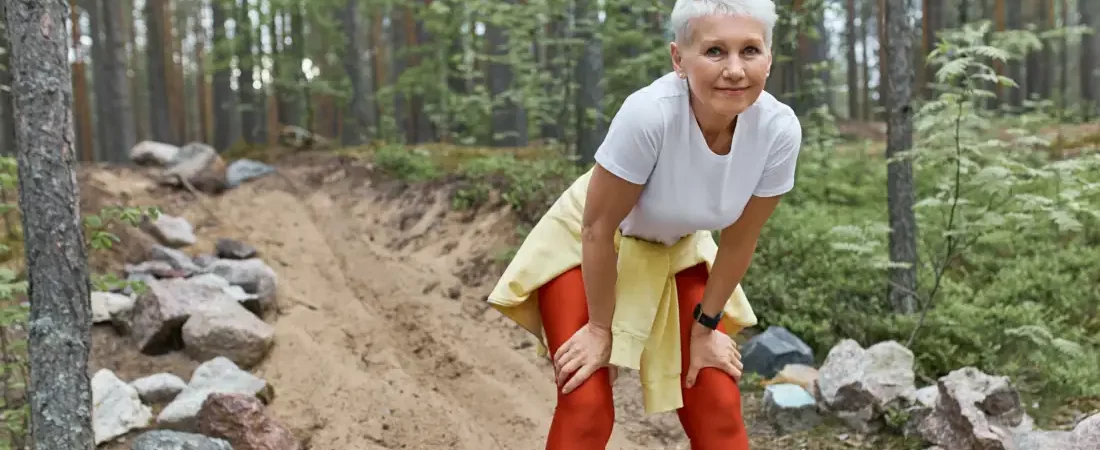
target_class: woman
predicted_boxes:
[487,0,800,448]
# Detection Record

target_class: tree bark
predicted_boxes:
[340,0,376,145]
[100,0,137,162]
[846,0,859,119]
[4,2,94,450]
[885,0,919,314]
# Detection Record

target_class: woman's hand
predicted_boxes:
[553,323,613,394]
[685,323,743,388]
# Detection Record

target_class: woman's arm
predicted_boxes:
[694,194,783,330]
[580,164,646,330]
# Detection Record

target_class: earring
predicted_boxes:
[679,72,687,79]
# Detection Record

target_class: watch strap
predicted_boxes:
[693,303,722,330]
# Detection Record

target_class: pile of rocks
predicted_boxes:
[128,140,275,194]
[90,211,298,448]
[743,326,1100,450]
[92,357,297,449]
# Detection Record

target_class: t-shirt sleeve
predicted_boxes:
[593,94,665,185]
[753,113,803,197]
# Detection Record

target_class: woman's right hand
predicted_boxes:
[553,322,613,394]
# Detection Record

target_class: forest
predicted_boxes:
[0,0,1099,448]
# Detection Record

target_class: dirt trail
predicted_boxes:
[85,155,696,449]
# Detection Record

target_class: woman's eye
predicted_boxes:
[706,47,723,56]
[743,46,761,55]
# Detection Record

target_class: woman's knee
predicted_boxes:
[679,372,748,446]
[553,370,616,437]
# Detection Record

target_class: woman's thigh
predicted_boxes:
[674,263,749,449]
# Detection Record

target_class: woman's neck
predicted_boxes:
[690,96,738,149]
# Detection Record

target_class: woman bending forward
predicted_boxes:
[487,0,801,448]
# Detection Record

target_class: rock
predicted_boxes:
[215,238,258,259]
[162,142,228,194]
[157,357,273,431]
[916,367,1032,450]
[762,383,822,435]
[1072,413,1099,449]
[182,300,275,368]
[817,340,917,418]
[130,429,232,450]
[193,254,218,268]
[131,373,188,404]
[203,258,278,315]
[226,159,276,188]
[92,291,135,325]
[92,369,153,445]
[143,214,197,248]
[197,393,301,450]
[188,273,263,314]
[126,260,191,279]
[131,277,240,354]
[903,385,940,437]
[149,244,202,274]
[741,326,815,379]
[130,140,180,166]
[1011,430,1075,450]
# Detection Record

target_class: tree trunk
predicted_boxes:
[100,0,137,162]
[70,0,95,161]
[211,0,233,150]
[145,0,175,143]
[86,0,110,160]
[846,0,859,119]
[237,0,259,144]
[340,0,376,145]
[574,0,604,162]
[4,2,94,450]
[1080,0,1097,119]
[884,0,919,314]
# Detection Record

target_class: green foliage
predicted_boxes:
[746,22,1100,408]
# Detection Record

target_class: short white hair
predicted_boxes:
[669,0,778,48]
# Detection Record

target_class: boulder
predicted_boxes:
[130,277,239,354]
[130,429,232,450]
[130,140,180,166]
[91,369,153,445]
[197,393,301,450]
[762,383,822,435]
[816,339,917,433]
[131,373,188,404]
[157,357,273,431]
[916,367,1033,450]
[741,326,815,379]
[143,213,197,248]
[203,258,278,315]
[182,300,275,368]
[215,238,258,260]
[161,142,228,194]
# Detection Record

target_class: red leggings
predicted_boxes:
[538,263,749,450]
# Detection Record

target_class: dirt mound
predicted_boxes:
[82,154,709,449]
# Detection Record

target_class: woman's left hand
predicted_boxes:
[685,323,743,389]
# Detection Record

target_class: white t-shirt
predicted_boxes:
[593,71,802,246]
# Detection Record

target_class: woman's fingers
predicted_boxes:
[556,354,584,387]
[562,363,595,394]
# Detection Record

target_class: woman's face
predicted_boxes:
[670,14,771,120]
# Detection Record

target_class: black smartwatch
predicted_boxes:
[693,303,723,330]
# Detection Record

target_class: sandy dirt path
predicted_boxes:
[128,159,694,449]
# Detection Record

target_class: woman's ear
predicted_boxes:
[669,42,684,77]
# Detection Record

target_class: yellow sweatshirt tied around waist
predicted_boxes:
[486,168,758,414]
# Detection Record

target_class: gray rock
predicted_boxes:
[144,214,197,248]
[215,237,258,259]
[130,429,232,450]
[203,258,278,315]
[1073,413,1100,450]
[131,278,239,354]
[92,291,135,325]
[182,300,275,369]
[187,273,263,315]
[131,373,188,404]
[130,140,180,166]
[92,369,153,445]
[1012,430,1075,450]
[156,357,273,432]
[762,383,821,435]
[817,340,917,433]
[741,326,815,379]
[149,244,202,274]
[917,367,1032,450]
[225,158,275,188]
